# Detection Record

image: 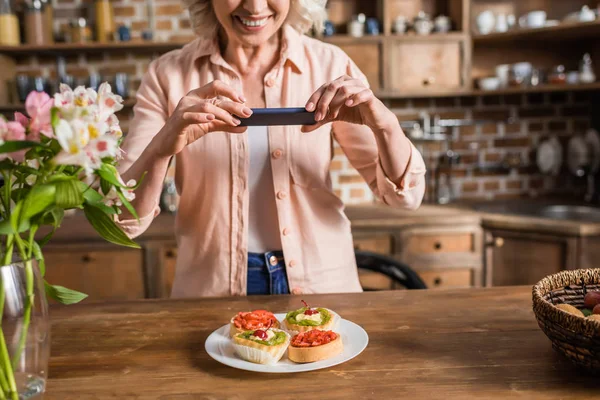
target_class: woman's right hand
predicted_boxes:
[152,80,252,158]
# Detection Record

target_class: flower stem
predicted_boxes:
[0,281,18,400]
[10,236,34,373]
[0,366,9,396]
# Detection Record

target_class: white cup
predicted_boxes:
[519,11,547,28]
[476,10,495,34]
[495,64,511,87]
[495,14,508,32]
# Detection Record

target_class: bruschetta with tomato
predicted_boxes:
[288,330,343,363]
[229,310,280,337]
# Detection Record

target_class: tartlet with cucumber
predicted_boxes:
[284,300,338,334]
[231,322,291,365]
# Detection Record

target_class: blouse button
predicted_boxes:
[292,287,303,295]
[282,228,290,236]
[277,191,287,200]
[266,78,275,87]
[272,149,283,159]
[289,260,296,268]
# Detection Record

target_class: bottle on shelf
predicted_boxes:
[24,0,50,45]
[95,0,115,42]
[0,0,20,46]
[40,0,54,43]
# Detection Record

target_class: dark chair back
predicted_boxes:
[355,250,427,290]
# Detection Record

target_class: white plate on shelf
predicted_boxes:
[204,313,369,373]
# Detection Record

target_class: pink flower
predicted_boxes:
[0,119,27,162]
[25,91,54,138]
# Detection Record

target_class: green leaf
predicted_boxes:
[83,203,140,249]
[47,173,73,183]
[0,218,30,234]
[37,207,64,247]
[31,241,45,277]
[44,281,87,305]
[0,141,41,154]
[20,184,56,222]
[54,179,84,209]
[50,107,60,129]
[75,181,102,202]
[583,308,593,317]
[97,164,146,191]
[10,201,23,232]
[75,181,117,215]
[100,178,111,196]
[0,159,14,170]
[116,188,139,221]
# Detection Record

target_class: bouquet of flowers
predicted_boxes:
[0,83,141,399]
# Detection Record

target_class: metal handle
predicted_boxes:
[486,237,504,248]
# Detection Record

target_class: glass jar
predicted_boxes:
[24,0,48,45]
[0,259,50,399]
[0,0,20,46]
[70,18,92,43]
[548,65,566,84]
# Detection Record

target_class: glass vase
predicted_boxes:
[0,259,49,399]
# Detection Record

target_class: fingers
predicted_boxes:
[300,120,328,134]
[181,111,215,125]
[308,76,365,122]
[327,84,364,119]
[213,99,253,120]
[188,80,246,103]
[345,88,375,107]
[184,102,241,127]
[209,120,247,134]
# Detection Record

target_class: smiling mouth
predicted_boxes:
[235,15,272,29]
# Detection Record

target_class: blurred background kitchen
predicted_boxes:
[1,0,599,301]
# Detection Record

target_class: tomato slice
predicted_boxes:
[291,330,338,347]
[233,310,277,330]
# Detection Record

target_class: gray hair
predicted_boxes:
[182,0,327,38]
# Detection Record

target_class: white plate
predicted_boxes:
[204,313,369,373]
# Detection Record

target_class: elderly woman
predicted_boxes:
[117,0,426,298]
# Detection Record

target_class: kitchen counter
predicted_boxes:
[45,287,600,399]
[48,203,482,244]
[454,199,600,237]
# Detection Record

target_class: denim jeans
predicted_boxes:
[247,251,290,295]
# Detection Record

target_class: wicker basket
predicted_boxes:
[532,269,600,372]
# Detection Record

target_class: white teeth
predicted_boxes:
[239,17,268,27]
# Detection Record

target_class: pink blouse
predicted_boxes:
[117,25,427,298]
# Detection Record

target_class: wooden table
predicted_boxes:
[46,287,600,399]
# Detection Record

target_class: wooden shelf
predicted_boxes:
[0,98,136,112]
[470,82,600,96]
[376,82,600,99]
[0,32,470,57]
[473,20,600,44]
[321,35,385,44]
[2,83,598,111]
[0,41,187,56]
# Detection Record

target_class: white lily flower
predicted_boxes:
[97,82,123,121]
[53,119,95,173]
[73,86,97,107]
[54,84,75,107]
[89,135,118,159]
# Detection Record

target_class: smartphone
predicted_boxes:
[238,107,316,126]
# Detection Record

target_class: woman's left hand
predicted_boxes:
[302,75,397,133]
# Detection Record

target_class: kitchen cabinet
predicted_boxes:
[483,229,578,287]
[399,226,483,289]
[387,38,464,92]
[43,243,145,303]
[36,205,483,301]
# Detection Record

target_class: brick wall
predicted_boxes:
[9,0,598,205]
